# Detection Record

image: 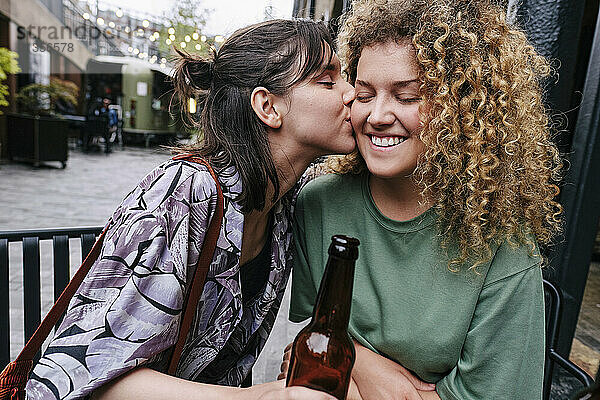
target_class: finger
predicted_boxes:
[280,359,289,372]
[396,366,435,391]
[282,350,291,362]
[399,386,424,400]
[395,376,425,400]
[284,342,293,352]
[277,372,286,380]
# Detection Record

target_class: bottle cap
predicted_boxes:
[328,235,360,260]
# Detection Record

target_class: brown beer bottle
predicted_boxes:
[286,235,359,400]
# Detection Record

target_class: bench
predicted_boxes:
[0,227,592,394]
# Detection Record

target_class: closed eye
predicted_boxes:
[356,95,373,102]
[318,81,336,88]
[396,97,421,104]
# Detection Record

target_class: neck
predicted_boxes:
[369,174,433,221]
[259,140,319,213]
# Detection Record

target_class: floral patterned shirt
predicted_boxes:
[26,158,299,399]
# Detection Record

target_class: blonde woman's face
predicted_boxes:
[352,41,425,180]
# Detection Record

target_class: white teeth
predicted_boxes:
[370,136,405,147]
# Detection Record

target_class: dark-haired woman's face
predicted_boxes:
[352,41,425,180]
[278,53,356,158]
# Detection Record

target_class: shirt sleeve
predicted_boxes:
[26,162,218,400]
[288,190,318,323]
[436,265,545,400]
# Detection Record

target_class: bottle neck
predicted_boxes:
[311,255,355,332]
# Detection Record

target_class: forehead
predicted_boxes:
[356,40,419,80]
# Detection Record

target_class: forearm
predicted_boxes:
[91,367,245,400]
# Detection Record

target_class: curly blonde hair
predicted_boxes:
[334,0,563,270]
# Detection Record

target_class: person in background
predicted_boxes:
[26,18,354,400]
[283,0,563,399]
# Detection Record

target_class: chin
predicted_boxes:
[365,163,409,180]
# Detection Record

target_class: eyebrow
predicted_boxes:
[355,78,419,88]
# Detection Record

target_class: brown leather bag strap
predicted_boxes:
[168,157,224,374]
[16,226,108,361]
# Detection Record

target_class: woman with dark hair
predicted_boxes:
[284,0,562,398]
[25,18,353,400]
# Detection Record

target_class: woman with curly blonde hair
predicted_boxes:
[284,0,563,398]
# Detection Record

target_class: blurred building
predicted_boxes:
[0,0,182,155]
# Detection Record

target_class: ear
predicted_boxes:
[251,87,283,129]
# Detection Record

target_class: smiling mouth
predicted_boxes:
[369,135,407,147]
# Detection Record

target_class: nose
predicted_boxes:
[367,96,395,126]
[342,81,355,107]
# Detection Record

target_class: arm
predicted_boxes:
[93,367,338,400]
[26,163,219,399]
[279,342,438,400]
[436,265,545,399]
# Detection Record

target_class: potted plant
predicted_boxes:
[8,77,78,168]
[0,48,21,160]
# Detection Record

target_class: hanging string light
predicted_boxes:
[188,98,197,113]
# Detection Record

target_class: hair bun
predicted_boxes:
[185,58,214,90]
[174,49,215,91]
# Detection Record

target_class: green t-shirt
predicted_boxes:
[289,172,545,400]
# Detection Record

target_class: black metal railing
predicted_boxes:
[0,226,103,368]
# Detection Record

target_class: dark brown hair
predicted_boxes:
[173,19,334,212]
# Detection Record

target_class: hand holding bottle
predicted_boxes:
[350,341,437,400]
[285,235,360,400]
[243,380,338,400]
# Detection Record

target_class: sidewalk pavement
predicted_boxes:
[0,147,305,384]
